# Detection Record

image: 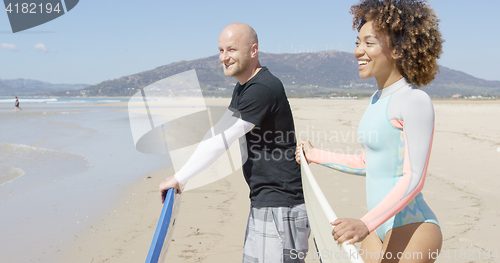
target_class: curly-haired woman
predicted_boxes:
[296,0,444,262]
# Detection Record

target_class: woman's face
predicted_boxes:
[354,21,401,88]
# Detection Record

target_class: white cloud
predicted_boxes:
[0,43,21,52]
[31,43,54,53]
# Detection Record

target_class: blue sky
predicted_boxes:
[1,0,499,85]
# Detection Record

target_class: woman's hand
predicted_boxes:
[295,140,314,164]
[331,218,369,244]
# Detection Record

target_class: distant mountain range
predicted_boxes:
[0,78,88,96]
[3,51,500,98]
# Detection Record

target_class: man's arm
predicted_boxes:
[159,110,254,202]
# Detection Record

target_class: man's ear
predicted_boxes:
[250,43,258,58]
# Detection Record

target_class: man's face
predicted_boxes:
[218,29,252,78]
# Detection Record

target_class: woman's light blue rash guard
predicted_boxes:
[309,78,439,241]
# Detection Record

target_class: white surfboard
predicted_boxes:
[300,148,364,263]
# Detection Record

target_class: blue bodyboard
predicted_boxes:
[145,188,181,263]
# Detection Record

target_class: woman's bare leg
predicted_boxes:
[360,231,383,263]
[380,222,442,263]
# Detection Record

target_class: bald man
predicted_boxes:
[159,23,309,262]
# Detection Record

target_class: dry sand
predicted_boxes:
[65,98,500,263]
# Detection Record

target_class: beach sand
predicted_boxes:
[64,98,500,263]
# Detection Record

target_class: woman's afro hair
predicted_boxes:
[350,0,444,87]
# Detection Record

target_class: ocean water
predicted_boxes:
[0,98,169,262]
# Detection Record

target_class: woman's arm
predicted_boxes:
[297,140,367,176]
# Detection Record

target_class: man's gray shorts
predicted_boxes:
[242,203,310,263]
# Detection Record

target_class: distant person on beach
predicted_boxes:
[15,97,22,111]
[159,23,310,262]
[296,0,444,262]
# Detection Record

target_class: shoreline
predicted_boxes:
[0,101,169,263]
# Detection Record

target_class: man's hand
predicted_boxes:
[159,175,185,204]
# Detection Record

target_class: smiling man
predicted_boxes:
[159,23,309,262]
